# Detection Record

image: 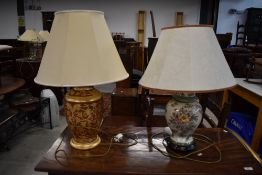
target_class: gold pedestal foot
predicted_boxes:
[70,136,101,150]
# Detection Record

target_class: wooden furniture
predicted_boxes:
[235,22,245,46]
[0,75,25,149]
[200,92,231,128]
[15,58,64,105]
[15,58,41,95]
[137,10,146,47]
[235,8,262,46]
[113,38,143,87]
[111,87,138,116]
[35,126,262,175]
[245,8,262,46]
[223,47,252,78]
[0,75,25,95]
[175,12,184,26]
[139,86,171,126]
[222,78,262,151]
[216,32,232,49]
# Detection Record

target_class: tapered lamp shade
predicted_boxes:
[39,30,50,42]
[139,25,236,92]
[34,10,128,87]
[18,29,44,43]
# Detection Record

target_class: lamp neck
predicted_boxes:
[172,93,197,103]
[72,86,93,91]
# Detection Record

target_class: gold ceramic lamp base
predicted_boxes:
[64,86,103,150]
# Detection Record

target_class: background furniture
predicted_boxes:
[0,75,25,150]
[245,8,262,46]
[223,47,253,78]
[235,22,245,45]
[235,8,262,47]
[35,126,262,175]
[137,10,146,47]
[15,58,64,105]
[216,32,232,49]
[200,92,231,128]
[139,87,170,127]
[111,87,138,116]
[222,78,262,152]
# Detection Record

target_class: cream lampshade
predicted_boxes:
[0,45,13,51]
[18,29,43,42]
[139,25,236,151]
[35,10,128,150]
[39,30,50,42]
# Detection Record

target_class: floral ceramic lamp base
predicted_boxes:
[165,93,202,151]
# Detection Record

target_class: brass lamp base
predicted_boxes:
[64,86,103,150]
[70,136,101,150]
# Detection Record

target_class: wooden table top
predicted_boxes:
[0,75,25,95]
[35,127,262,175]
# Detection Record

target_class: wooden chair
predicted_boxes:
[139,87,170,127]
[216,32,232,49]
[199,92,231,128]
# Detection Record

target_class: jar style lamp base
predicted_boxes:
[64,87,103,150]
[165,93,202,152]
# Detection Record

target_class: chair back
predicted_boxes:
[199,92,231,128]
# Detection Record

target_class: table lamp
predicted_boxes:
[139,25,236,151]
[34,10,128,150]
[18,29,44,60]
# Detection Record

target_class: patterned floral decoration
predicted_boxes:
[64,87,103,145]
[165,96,202,145]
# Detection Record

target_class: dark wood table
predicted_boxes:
[35,126,262,175]
[0,75,25,95]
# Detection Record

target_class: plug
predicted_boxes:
[113,133,124,143]
[164,127,172,136]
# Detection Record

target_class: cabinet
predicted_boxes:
[245,8,262,45]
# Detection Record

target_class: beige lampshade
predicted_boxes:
[34,10,128,87]
[39,30,50,41]
[139,25,236,92]
[18,29,44,43]
[0,45,12,51]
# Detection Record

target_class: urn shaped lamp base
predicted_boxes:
[64,86,103,150]
[165,93,203,152]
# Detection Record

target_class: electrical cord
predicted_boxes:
[150,132,222,164]
[54,127,138,161]
[49,128,220,166]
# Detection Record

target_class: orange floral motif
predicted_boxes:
[178,114,191,123]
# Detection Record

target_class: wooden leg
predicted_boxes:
[251,100,262,151]
[222,90,229,108]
